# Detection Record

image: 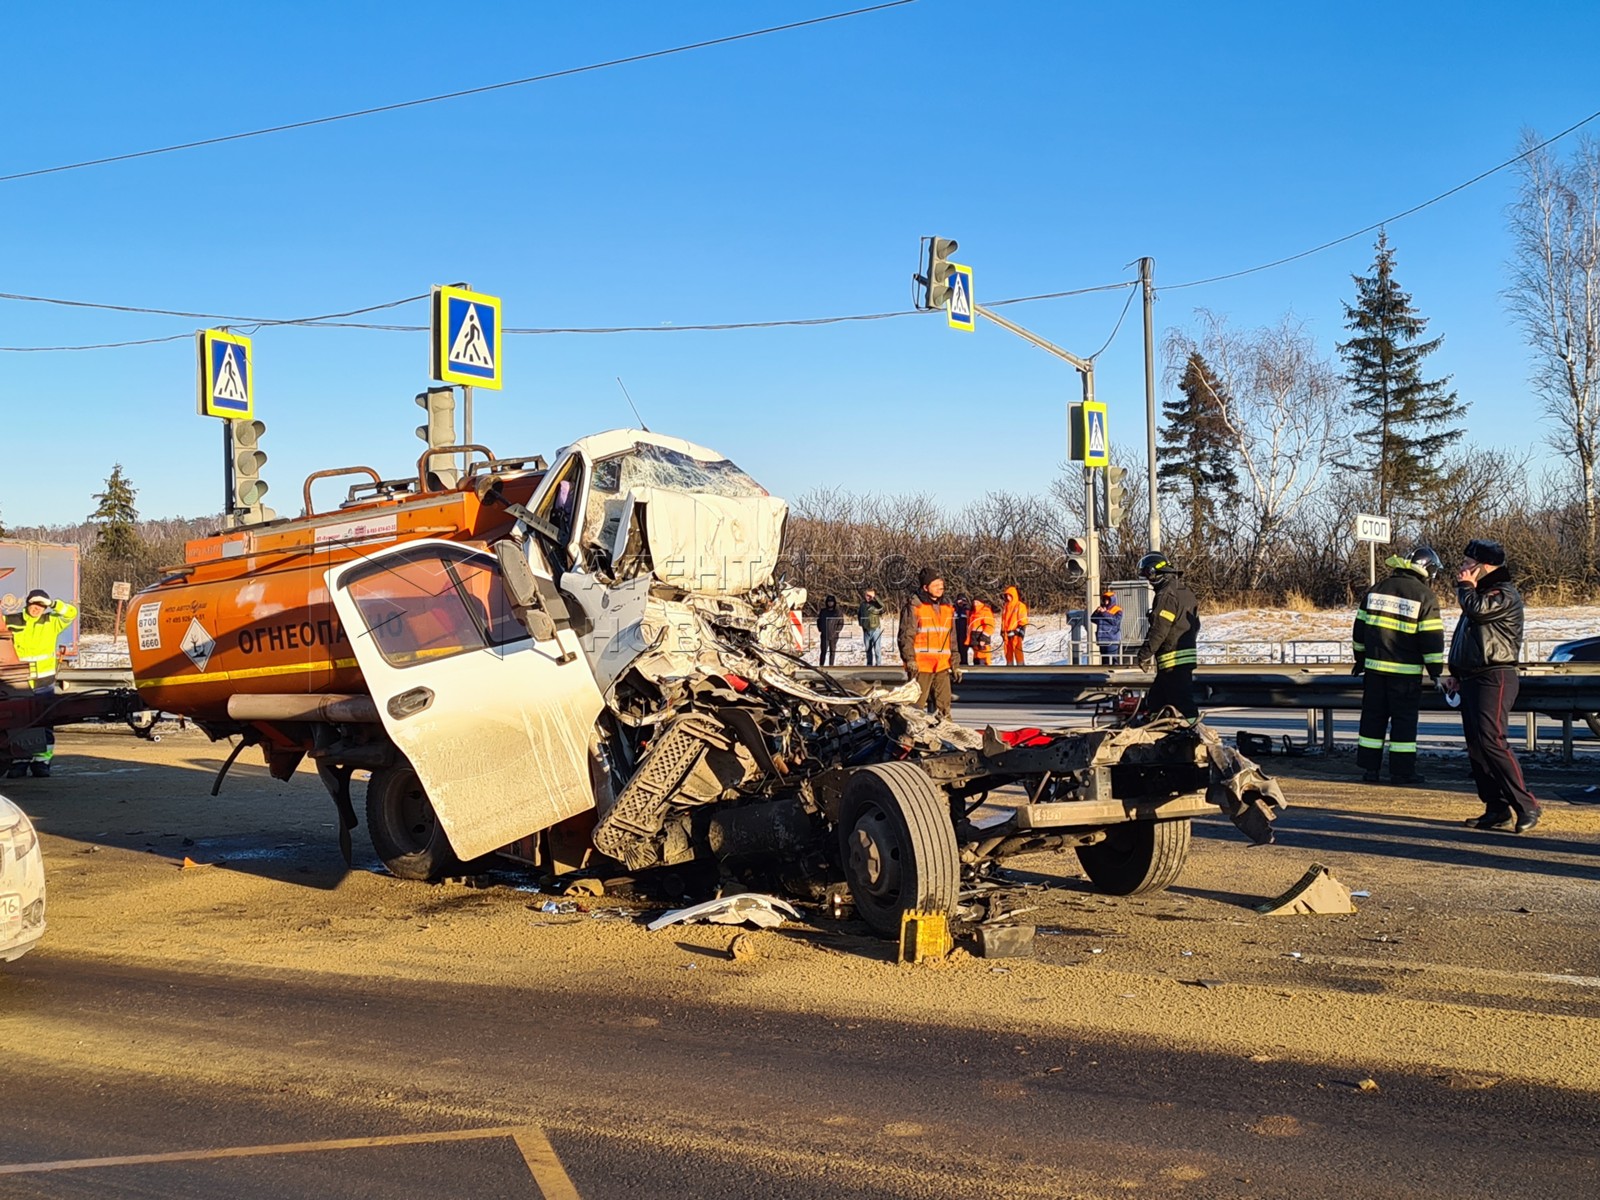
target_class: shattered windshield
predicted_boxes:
[598,442,769,499]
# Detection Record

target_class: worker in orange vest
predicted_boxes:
[897,567,956,718]
[1000,585,1030,666]
[966,597,996,665]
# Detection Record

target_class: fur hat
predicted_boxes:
[1463,539,1506,567]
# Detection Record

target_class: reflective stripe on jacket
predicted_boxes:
[1352,567,1444,678]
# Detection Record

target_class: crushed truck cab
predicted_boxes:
[130,429,1284,937]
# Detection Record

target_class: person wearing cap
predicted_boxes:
[5,589,79,778]
[857,589,885,666]
[1445,539,1543,833]
[952,595,972,667]
[898,567,956,719]
[1352,547,1446,786]
[1091,589,1124,664]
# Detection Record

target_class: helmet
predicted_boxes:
[1407,546,1443,578]
[1137,552,1176,580]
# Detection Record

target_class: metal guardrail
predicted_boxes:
[834,663,1600,713]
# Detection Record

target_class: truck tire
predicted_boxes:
[1076,818,1191,896]
[366,763,461,881]
[1585,713,1600,739]
[838,762,960,938]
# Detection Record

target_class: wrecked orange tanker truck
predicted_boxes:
[127,429,1283,936]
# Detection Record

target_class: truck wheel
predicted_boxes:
[1076,818,1191,896]
[1585,713,1600,739]
[838,762,959,938]
[366,763,461,881]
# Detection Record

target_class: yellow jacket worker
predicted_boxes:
[5,589,78,778]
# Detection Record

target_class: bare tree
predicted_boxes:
[1164,311,1351,589]
[1505,129,1600,575]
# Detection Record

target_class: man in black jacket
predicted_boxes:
[1352,547,1445,785]
[1445,539,1543,833]
[1134,553,1200,720]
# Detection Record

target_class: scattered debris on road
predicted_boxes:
[1256,863,1356,915]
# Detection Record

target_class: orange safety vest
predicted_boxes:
[912,601,954,673]
[966,602,995,643]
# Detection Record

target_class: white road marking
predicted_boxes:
[0,1123,582,1195]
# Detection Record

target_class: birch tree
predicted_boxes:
[1164,312,1349,591]
[1505,130,1600,575]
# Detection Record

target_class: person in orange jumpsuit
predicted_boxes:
[966,597,996,665]
[1000,585,1029,665]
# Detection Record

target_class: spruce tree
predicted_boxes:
[1159,351,1240,560]
[89,464,142,561]
[1338,232,1467,513]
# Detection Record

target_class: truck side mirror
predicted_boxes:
[493,539,575,661]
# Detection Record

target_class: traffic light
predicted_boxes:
[925,236,959,310]
[228,418,272,522]
[1066,536,1087,581]
[1104,466,1128,526]
[415,386,458,489]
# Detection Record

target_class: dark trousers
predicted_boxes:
[917,670,952,720]
[819,631,840,666]
[1357,671,1422,778]
[955,620,970,666]
[1097,640,1120,664]
[1458,668,1541,821]
[1146,665,1197,719]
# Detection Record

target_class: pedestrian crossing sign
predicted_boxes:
[1068,401,1110,466]
[431,284,503,390]
[947,264,975,332]
[196,328,253,419]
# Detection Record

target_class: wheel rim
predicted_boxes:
[390,771,437,853]
[845,802,905,916]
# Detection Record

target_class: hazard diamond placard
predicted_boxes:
[431,285,503,390]
[196,328,253,419]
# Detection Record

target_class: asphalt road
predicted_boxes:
[3,728,1599,1198]
[5,950,1599,1200]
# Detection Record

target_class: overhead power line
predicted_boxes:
[0,1,918,185]
[1164,106,1600,290]
[0,281,1135,352]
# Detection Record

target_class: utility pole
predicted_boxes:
[970,302,1100,623]
[1140,257,1161,553]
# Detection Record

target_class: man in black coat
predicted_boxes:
[1445,539,1543,833]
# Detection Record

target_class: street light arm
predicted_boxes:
[973,302,1095,374]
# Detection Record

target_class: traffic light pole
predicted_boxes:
[221,417,236,528]
[971,302,1101,650]
[1140,257,1161,553]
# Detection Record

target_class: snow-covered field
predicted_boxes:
[70,604,1600,671]
[798,605,1600,667]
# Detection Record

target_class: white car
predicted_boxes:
[1,794,46,962]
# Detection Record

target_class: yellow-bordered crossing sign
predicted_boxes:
[197,329,253,419]
[431,285,503,389]
[947,264,975,332]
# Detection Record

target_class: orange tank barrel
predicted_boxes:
[128,464,541,723]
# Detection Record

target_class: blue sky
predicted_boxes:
[3,0,1597,528]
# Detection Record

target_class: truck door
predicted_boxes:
[327,538,604,861]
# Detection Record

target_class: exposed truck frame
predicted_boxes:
[128,430,1282,936]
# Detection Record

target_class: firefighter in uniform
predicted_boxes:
[1134,553,1200,720]
[5,589,79,778]
[898,567,956,719]
[1352,546,1445,785]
